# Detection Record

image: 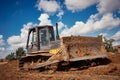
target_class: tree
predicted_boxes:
[5,52,15,61]
[6,47,26,61]
[104,37,118,53]
[15,47,26,59]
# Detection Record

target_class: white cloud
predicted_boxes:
[112,31,120,41]
[57,10,64,19]
[111,30,120,46]
[97,0,120,14]
[65,0,98,12]
[36,0,60,13]
[38,13,52,25]
[0,35,6,59]
[0,47,5,51]
[99,33,108,38]
[57,21,66,31]
[7,22,36,51]
[61,13,120,36]
[64,0,120,13]
[0,35,5,46]
[0,47,6,59]
[7,36,21,45]
[91,13,120,30]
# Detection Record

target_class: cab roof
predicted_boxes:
[29,25,53,30]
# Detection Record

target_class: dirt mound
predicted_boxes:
[0,53,120,80]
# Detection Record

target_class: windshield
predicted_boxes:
[40,29,49,46]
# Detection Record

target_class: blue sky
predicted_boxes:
[0,0,120,58]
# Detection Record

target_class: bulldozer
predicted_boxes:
[19,23,109,71]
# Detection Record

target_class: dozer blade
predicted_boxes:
[34,36,107,69]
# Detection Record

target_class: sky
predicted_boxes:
[0,0,120,59]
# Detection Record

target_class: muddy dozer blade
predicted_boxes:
[34,36,107,69]
[61,36,107,61]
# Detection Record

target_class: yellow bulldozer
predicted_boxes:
[19,23,109,71]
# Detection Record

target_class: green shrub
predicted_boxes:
[6,47,26,61]
[5,52,15,61]
[104,37,118,53]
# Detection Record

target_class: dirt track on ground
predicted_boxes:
[0,53,120,80]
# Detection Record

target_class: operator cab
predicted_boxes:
[26,25,60,53]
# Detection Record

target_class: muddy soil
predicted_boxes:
[0,53,120,80]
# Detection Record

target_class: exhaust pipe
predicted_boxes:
[56,23,59,40]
